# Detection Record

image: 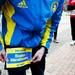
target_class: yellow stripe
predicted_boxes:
[41,19,52,46]
[6,48,32,53]
[3,0,16,45]
[0,33,4,48]
[6,60,31,68]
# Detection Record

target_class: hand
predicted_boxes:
[31,47,45,63]
[0,49,6,62]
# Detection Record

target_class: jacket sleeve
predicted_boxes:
[40,0,64,50]
[0,32,4,50]
[0,0,6,51]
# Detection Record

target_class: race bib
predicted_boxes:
[6,48,32,68]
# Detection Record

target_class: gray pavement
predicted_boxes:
[45,11,75,75]
[0,11,75,75]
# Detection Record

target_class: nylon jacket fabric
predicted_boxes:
[0,0,64,50]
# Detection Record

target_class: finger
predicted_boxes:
[1,53,6,61]
[32,54,41,63]
[31,54,38,63]
[0,58,5,62]
[0,56,3,61]
[0,51,6,62]
[32,55,37,62]
[1,51,6,61]
[32,57,40,63]
[0,55,5,62]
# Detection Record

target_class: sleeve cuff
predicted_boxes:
[40,45,48,54]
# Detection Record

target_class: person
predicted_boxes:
[53,2,61,43]
[67,0,75,45]
[53,26,59,43]
[0,0,64,75]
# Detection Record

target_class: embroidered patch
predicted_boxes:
[51,2,58,12]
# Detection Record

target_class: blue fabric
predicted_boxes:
[1,0,64,49]
[45,0,64,49]
[0,42,3,50]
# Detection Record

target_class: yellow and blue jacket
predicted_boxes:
[0,0,64,50]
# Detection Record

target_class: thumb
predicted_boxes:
[31,53,38,62]
[1,50,6,61]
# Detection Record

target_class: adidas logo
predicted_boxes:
[17,0,28,8]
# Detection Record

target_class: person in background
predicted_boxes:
[67,0,75,45]
[0,0,64,75]
[53,26,59,43]
[53,2,64,43]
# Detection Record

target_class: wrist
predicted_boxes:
[40,46,48,54]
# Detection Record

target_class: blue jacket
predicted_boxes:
[0,0,64,50]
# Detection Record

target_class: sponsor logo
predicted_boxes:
[17,0,28,8]
[51,2,58,12]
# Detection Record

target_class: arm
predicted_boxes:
[40,0,64,51]
[0,0,6,51]
[0,33,4,50]
[0,0,6,62]
[32,0,64,63]
[0,33,5,62]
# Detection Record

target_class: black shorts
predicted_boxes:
[67,5,75,11]
[7,46,46,75]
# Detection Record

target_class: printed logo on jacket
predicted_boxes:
[51,1,58,12]
[17,0,28,8]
